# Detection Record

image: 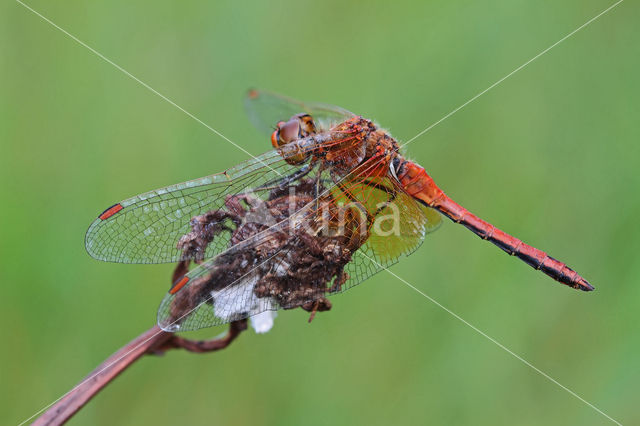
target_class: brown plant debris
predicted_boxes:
[167,177,369,325]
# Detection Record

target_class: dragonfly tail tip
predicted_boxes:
[577,278,595,292]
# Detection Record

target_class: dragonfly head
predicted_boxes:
[271,113,317,164]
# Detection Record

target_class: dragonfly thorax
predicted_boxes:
[274,114,401,181]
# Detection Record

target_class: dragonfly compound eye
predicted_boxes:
[272,117,311,165]
[279,119,301,145]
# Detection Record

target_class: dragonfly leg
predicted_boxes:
[255,162,314,192]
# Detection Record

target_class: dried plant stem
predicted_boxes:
[33,320,247,426]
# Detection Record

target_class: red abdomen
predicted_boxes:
[394,159,594,292]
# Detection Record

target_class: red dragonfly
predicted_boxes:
[86,90,593,332]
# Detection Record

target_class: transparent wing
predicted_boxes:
[85,150,307,264]
[335,175,442,296]
[157,223,289,332]
[86,122,366,265]
[157,156,442,332]
[244,89,355,135]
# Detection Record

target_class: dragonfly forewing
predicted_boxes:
[85,150,302,264]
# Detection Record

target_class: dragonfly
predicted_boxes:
[85,90,593,332]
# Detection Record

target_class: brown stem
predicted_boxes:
[156,320,248,353]
[32,320,247,426]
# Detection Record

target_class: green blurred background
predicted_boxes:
[2,0,638,424]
